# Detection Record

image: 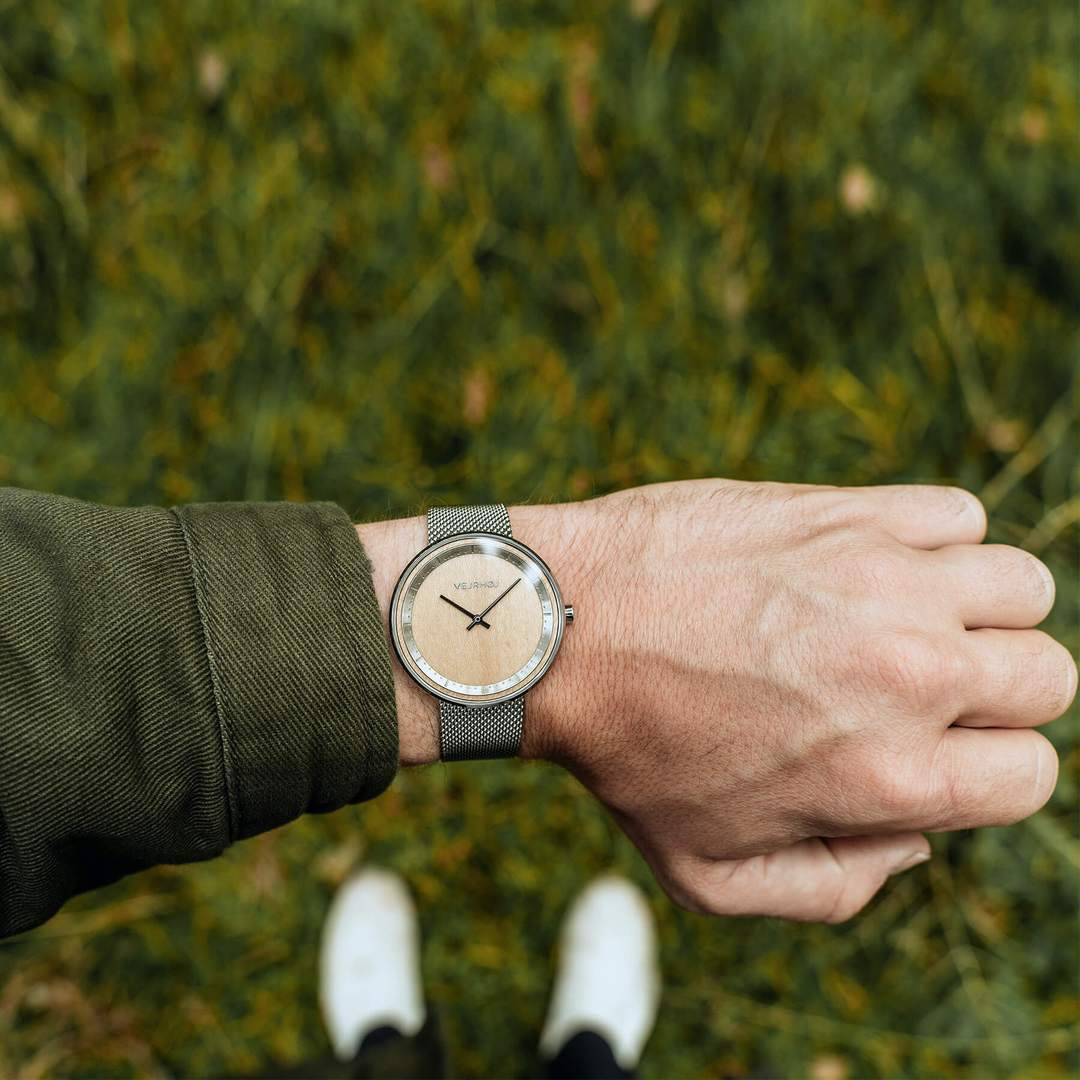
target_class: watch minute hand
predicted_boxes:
[439,594,492,629]
[466,577,521,631]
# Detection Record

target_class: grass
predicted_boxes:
[0,1,1077,1076]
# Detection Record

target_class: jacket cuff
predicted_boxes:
[173,501,397,841]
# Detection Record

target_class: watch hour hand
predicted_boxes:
[466,577,521,631]
[439,594,491,630]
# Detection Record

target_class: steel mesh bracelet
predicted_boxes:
[426,504,524,761]
[427,503,512,544]
[438,697,524,761]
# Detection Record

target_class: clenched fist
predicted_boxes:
[362,480,1076,923]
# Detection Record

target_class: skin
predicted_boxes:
[358,480,1077,923]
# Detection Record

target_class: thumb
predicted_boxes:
[679,834,930,923]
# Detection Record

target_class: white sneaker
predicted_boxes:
[539,875,661,1071]
[318,867,426,1060]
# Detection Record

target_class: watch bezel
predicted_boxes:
[388,531,567,708]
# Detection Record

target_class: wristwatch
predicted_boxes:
[388,504,574,761]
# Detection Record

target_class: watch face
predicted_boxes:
[390,533,566,706]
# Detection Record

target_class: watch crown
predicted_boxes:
[564,604,575,624]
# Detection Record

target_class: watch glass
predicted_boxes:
[390,534,565,706]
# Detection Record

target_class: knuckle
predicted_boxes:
[996,631,1080,721]
[928,485,986,536]
[659,858,723,917]
[1030,735,1060,810]
[845,545,911,594]
[1059,644,1079,711]
[923,740,966,821]
[863,633,963,707]
[884,484,983,532]
[821,877,877,924]
[1035,635,1077,716]
[800,487,859,530]
[865,758,923,821]
[663,882,707,916]
[995,734,1061,824]
[940,485,984,524]
[1019,552,1055,605]
[991,547,1055,610]
[843,745,925,823]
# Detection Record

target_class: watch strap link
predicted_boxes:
[426,503,521,762]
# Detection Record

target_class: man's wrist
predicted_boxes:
[356,514,437,766]
[355,501,600,768]
[509,502,598,762]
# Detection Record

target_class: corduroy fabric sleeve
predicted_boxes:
[0,488,398,938]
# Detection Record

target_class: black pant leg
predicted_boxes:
[347,1015,446,1080]
[247,1013,445,1080]
[545,1029,635,1080]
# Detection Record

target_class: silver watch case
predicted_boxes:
[388,531,568,709]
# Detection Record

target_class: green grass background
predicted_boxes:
[0,1,1077,1076]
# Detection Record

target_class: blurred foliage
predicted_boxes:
[0,0,1077,1076]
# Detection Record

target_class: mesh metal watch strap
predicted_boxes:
[438,698,524,761]
[425,504,523,762]
[427,503,512,544]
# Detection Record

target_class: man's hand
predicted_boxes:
[360,480,1076,923]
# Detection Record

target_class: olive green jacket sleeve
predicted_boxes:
[0,488,398,937]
